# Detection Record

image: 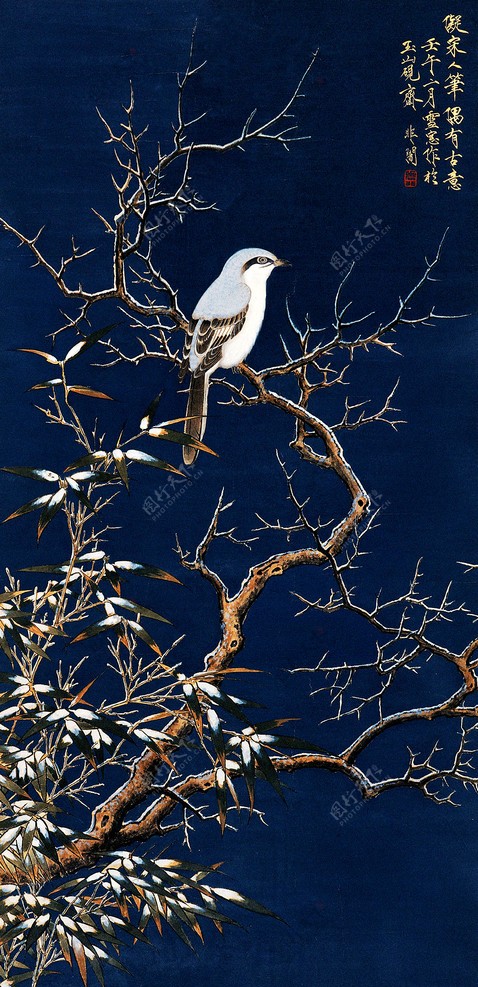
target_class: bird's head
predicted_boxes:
[222,248,291,290]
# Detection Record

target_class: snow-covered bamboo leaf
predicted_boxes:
[196,681,256,722]
[65,478,96,512]
[148,425,218,456]
[256,733,325,753]
[163,906,194,950]
[212,887,281,920]
[71,935,88,987]
[139,390,163,431]
[124,449,183,475]
[215,766,228,834]
[126,620,163,656]
[207,709,226,769]
[70,615,122,644]
[112,560,180,584]
[106,597,170,623]
[1,467,59,483]
[65,451,108,472]
[27,378,62,391]
[240,739,256,812]
[182,682,202,736]
[112,449,129,490]
[249,739,285,801]
[37,488,66,540]
[64,323,117,363]
[3,494,52,522]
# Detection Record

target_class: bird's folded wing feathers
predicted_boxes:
[179,319,195,382]
[181,307,249,377]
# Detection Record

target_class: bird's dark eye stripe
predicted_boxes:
[243,256,272,271]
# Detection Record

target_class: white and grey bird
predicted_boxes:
[179,247,290,465]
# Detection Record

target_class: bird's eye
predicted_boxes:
[256,256,271,265]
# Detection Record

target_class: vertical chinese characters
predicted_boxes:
[421,37,440,186]
[401,39,421,187]
[400,14,467,190]
[443,14,467,191]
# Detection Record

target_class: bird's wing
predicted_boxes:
[179,319,195,382]
[190,307,248,375]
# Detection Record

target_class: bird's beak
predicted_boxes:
[274,258,292,267]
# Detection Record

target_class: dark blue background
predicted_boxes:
[0,2,477,985]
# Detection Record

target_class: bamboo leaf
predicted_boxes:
[148,426,218,456]
[249,739,285,801]
[55,924,72,966]
[71,935,88,987]
[68,386,113,400]
[182,682,203,737]
[107,597,170,623]
[20,636,52,662]
[212,887,281,920]
[126,619,163,656]
[125,449,183,475]
[0,919,37,947]
[215,766,228,834]
[0,633,14,662]
[3,493,52,523]
[18,348,59,365]
[64,323,118,363]
[112,560,180,584]
[65,451,108,472]
[86,949,106,987]
[1,467,59,482]
[207,709,226,769]
[257,733,326,753]
[25,912,51,952]
[196,681,255,723]
[164,906,193,950]
[65,478,96,512]
[240,739,255,812]
[37,488,66,540]
[27,378,62,391]
[67,721,98,767]
[70,615,122,644]
[139,390,163,431]
[70,470,116,484]
[112,449,129,490]
[0,826,21,853]
[70,678,98,706]
[20,563,70,573]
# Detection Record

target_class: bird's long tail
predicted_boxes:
[183,373,209,466]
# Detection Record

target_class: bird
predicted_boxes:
[179,248,290,465]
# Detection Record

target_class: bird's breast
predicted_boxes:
[219,288,266,369]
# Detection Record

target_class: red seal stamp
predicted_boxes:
[404,169,418,187]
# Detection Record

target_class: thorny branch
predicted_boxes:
[25,220,474,885]
[0,38,318,343]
